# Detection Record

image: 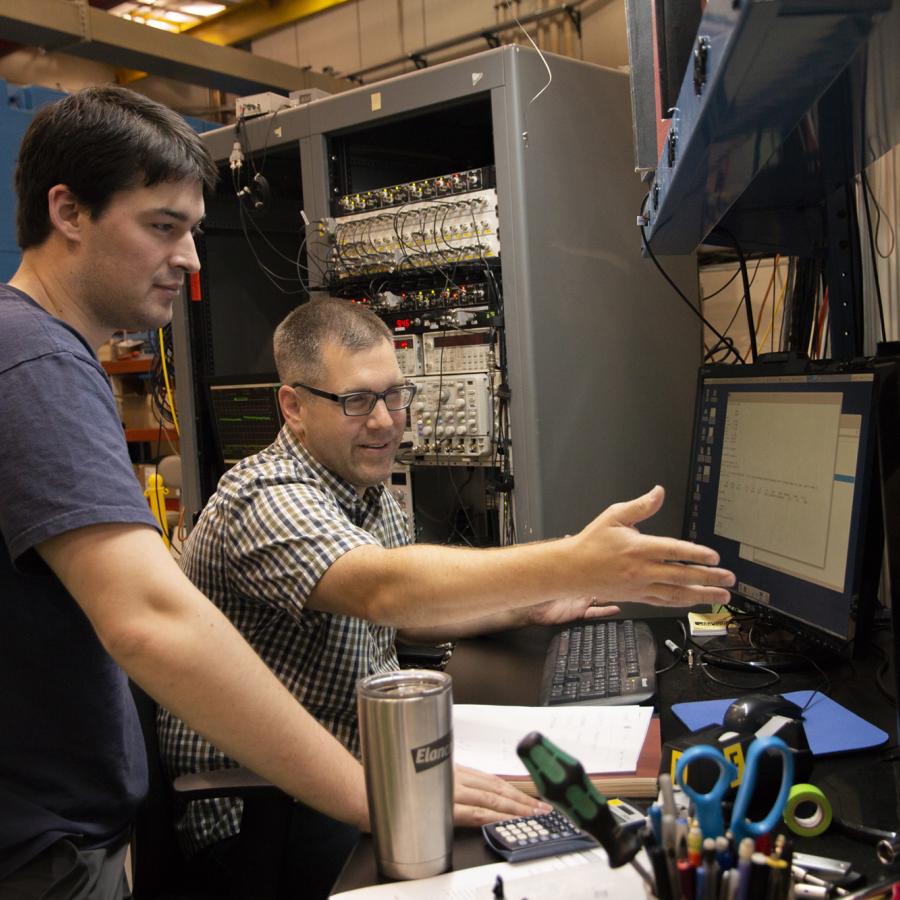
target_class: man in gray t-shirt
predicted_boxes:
[0,282,155,885]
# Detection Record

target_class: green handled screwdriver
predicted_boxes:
[516,730,652,884]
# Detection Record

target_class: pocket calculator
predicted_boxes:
[482,810,600,862]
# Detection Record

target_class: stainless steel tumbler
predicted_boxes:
[357,669,454,879]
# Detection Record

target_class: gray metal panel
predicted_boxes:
[300,134,328,224]
[301,132,334,290]
[624,0,661,174]
[490,49,540,538]
[499,49,700,541]
[203,101,315,160]
[200,103,313,161]
[307,49,507,135]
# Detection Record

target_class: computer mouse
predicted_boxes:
[723,692,804,733]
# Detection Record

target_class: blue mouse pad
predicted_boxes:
[671,691,888,755]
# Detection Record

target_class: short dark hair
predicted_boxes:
[274,298,392,385]
[15,84,219,249]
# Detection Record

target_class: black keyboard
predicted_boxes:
[539,619,657,706]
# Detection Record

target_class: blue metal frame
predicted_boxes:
[642,0,889,256]
[0,81,66,281]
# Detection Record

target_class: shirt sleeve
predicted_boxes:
[223,477,380,616]
[0,350,158,568]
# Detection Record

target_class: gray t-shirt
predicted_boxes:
[0,284,157,878]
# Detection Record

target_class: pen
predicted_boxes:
[663,812,683,900]
[678,858,696,900]
[677,817,690,860]
[764,856,788,900]
[774,834,793,882]
[719,869,732,900]
[660,773,678,818]
[650,843,675,900]
[702,837,720,900]
[688,820,703,867]
[716,834,734,871]
[725,869,741,900]
[748,851,771,900]
[736,837,755,900]
[649,803,663,844]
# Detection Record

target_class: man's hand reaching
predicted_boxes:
[570,485,735,608]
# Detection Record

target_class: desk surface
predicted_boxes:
[333,617,900,894]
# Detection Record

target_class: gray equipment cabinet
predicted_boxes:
[175,46,700,544]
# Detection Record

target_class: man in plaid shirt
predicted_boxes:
[160,297,734,895]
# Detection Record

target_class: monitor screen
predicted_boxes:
[684,363,878,648]
[208,382,282,467]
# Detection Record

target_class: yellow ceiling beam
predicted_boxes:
[183,0,353,47]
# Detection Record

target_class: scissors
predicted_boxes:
[674,736,794,846]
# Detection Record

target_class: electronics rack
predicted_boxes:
[172,116,307,514]
[322,164,512,545]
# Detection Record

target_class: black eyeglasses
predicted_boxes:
[292,381,418,416]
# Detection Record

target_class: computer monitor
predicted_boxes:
[208,380,283,469]
[684,359,882,658]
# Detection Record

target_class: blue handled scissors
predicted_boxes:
[674,736,794,846]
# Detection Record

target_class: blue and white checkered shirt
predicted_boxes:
[157,425,408,855]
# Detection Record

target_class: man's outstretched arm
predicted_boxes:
[313,486,735,629]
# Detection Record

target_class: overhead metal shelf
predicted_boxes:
[0,0,347,96]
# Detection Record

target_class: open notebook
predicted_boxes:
[452,704,661,798]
